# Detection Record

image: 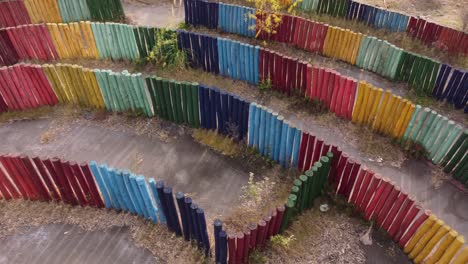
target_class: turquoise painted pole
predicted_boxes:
[89,161,112,209]
[433,125,462,164]
[409,107,430,142]
[429,120,455,159]
[426,116,447,151]
[422,114,442,149]
[416,110,437,144]
[403,105,421,141]
[217,39,224,76]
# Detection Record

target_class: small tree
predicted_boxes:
[246,0,302,38]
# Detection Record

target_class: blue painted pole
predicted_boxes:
[148,178,167,224]
[89,161,112,209]
[114,170,132,213]
[219,230,228,264]
[214,219,222,262]
[190,203,202,248]
[130,174,149,218]
[248,103,256,146]
[123,171,143,215]
[279,122,289,166]
[98,164,121,210]
[254,104,261,150]
[109,168,128,212]
[136,176,158,223]
[176,192,190,241]
[254,46,260,84]
[264,110,272,156]
[292,128,302,167]
[196,208,211,257]
[274,116,284,162]
[184,197,194,240]
[164,187,183,236]
[269,112,278,159]
[285,126,297,168]
[240,43,246,81]
[259,106,266,155]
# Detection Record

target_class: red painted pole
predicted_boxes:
[370,181,395,222]
[274,205,285,235]
[381,191,407,232]
[354,170,373,211]
[391,201,419,241]
[349,167,367,204]
[10,155,38,200]
[328,145,342,185]
[337,159,354,195]
[62,161,88,206]
[248,222,258,250]
[70,162,93,206]
[333,153,348,190]
[242,228,251,263]
[256,220,267,249]
[51,158,78,205]
[32,157,61,201]
[344,162,361,197]
[267,208,277,238]
[311,66,319,99]
[375,186,400,227]
[303,135,316,171]
[228,232,237,264]
[262,214,272,243]
[80,162,105,208]
[358,173,382,213]
[305,64,312,98]
[312,138,323,164]
[363,178,390,220]
[236,232,244,264]
[0,162,21,199]
[398,210,430,248]
[346,80,357,120]
[20,155,51,201]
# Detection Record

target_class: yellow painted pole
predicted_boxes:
[397,103,416,138]
[378,94,396,133]
[424,230,458,264]
[351,33,364,65]
[451,246,468,264]
[352,81,365,123]
[385,97,405,135]
[403,215,437,254]
[357,83,370,124]
[411,221,448,261]
[367,87,383,126]
[438,236,465,264]
[372,90,391,132]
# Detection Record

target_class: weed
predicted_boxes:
[248,249,267,264]
[270,234,295,248]
[259,78,272,92]
[192,129,240,156]
[130,151,144,174]
[0,106,54,123]
[147,29,187,69]
[177,22,191,30]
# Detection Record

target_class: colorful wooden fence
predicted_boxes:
[0,0,124,26]
[299,0,468,56]
[0,62,467,262]
[0,153,211,256]
[183,0,468,111]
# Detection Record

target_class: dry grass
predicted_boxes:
[263,206,367,263]
[0,106,55,124]
[192,129,241,157]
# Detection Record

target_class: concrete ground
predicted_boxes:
[0,224,156,264]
